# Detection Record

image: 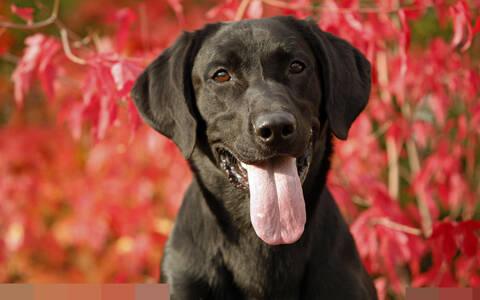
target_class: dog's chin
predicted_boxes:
[215,141,313,191]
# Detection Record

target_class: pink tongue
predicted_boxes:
[244,157,306,245]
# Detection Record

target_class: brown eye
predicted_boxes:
[290,61,305,73]
[213,69,231,82]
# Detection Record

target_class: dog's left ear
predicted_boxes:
[130,31,199,158]
[285,17,372,140]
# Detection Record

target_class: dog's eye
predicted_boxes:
[213,69,231,82]
[289,61,305,73]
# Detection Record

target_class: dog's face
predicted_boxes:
[131,16,371,245]
[192,19,321,188]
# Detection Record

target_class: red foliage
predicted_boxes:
[10,5,34,25]
[11,34,61,106]
[1,0,479,298]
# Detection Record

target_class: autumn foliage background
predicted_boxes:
[0,0,479,298]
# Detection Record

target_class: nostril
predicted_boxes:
[259,127,272,140]
[282,124,294,137]
[254,112,296,145]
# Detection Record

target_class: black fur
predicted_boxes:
[131,16,377,300]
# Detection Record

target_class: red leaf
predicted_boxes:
[82,54,120,140]
[433,0,450,25]
[11,34,44,106]
[461,230,478,257]
[438,269,458,286]
[449,1,473,51]
[386,116,410,149]
[246,0,263,19]
[282,0,311,19]
[38,38,62,103]
[107,8,137,52]
[167,0,185,24]
[11,34,61,106]
[412,121,433,149]
[127,96,142,136]
[456,220,480,257]
[206,0,239,20]
[396,9,410,104]
[431,221,457,262]
[10,4,34,25]
[473,15,480,35]
[110,59,143,97]
[97,95,117,140]
[328,185,357,219]
[374,277,387,300]
[58,101,84,140]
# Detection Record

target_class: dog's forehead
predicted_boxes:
[196,19,308,63]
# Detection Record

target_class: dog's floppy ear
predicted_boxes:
[285,17,372,140]
[131,31,201,158]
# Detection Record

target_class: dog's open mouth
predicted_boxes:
[217,141,313,191]
[216,141,313,245]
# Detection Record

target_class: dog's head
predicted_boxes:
[131,16,371,245]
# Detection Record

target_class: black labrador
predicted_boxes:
[131,15,378,300]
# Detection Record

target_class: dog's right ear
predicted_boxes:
[131,31,200,159]
[278,16,371,140]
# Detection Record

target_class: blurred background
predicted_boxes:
[0,0,479,299]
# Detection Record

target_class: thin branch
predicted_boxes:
[262,0,433,13]
[234,0,251,21]
[387,137,400,200]
[0,52,20,63]
[0,0,60,30]
[372,218,422,236]
[33,0,83,43]
[375,51,400,200]
[406,140,421,173]
[262,0,310,10]
[376,51,391,102]
[352,195,370,207]
[139,3,151,51]
[72,34,93,49]
[60,28,86,65]
[373,120,392,138]
[402,104,432,237]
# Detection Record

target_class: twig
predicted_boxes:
[352,195,370,207]
[60,28,86,65]
[262,0,433,13]
[234,0,251,20]
[372,217,422,236]
[139,3,151,51]
[376,51,391,102]
[402,104,432,237]
[373,120,392,138]
[0,0,60,30]
[387,137,400,199]
[33,0,83,44]
[72,34,93,49]
[415,190,432,237]
[262,0,310,11]
[406,140,421,173]
[0,52,20,63]
[377,51,400,200]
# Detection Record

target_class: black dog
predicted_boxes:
[132,15,377,300]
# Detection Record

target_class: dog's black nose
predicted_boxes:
[254,112,296,146]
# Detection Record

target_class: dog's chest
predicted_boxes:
[221,239,307,298]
